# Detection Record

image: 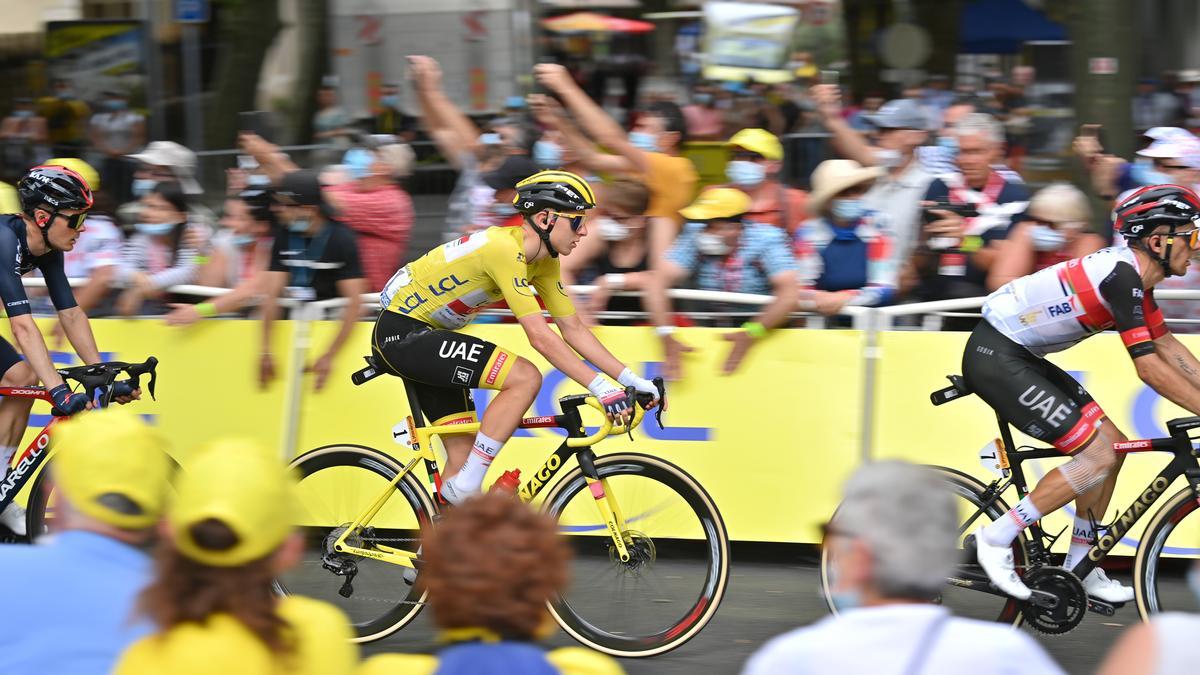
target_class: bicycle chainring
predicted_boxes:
[1021,566,1086,635]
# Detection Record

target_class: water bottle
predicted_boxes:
[489,469,522,494]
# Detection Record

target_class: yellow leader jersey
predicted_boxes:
[380,226,576,329]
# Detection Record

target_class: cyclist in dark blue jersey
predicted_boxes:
[0,165,139,534]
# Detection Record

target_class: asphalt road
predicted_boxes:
[347,547,1191,675]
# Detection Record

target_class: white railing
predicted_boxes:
[26,278,1200,459]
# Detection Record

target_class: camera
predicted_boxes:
[923,199,979,224]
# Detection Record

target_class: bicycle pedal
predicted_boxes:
[1087,598,1118,616]
[338,577,355,599]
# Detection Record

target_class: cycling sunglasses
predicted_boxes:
[53,210,87,231]
[1178,227,1200,248]
[549,211,587,233]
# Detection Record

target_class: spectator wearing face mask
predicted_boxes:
[645,188,799,379]
[115,182,204,316]
[89,91,145,205]
[119,141,214,242]
[372,82,417,142]
[743,461,1064,675]
[559,179,652,325]
[795,160,896,315]
[987,183,1103,291]
[725,128,807,234]
[906,114,1029,309]
[1074,126,1200,206]
[682,85,724,141]
[534,63,699,266]
[260,170,366,391]
[0,99,49,177]
[407,56,534,240]
[812,92,935,266]
[323,143,416,292]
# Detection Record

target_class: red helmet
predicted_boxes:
[1114,184,1200,239]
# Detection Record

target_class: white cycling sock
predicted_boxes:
[1062,514,1095,573]
[0,446,16,480]
[982,496,1042,547]
[448,432,504,497]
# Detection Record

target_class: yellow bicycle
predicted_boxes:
[275,357,730,658]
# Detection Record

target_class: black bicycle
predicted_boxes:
[819,373,1200,634]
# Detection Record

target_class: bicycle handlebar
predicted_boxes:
[57,356,159,408]
[566,377,666,448]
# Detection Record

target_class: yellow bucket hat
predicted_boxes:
[169,438,299,567]
[52,409,173,530]
[679,187,753,222]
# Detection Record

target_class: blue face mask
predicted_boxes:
[936,134,959,157]
[380,95,399,108]
[343,147,375,180]
[289,217,311,233]
[106,100,127,112]
[479,133,502,146]
[134,222,176,236]
[1131,159,1174,186]
[694,93,714,106]
[231,233,257,247]
[131,178,157,197]
[629,131,658,153]
[826,548,862,612]
[831,198,866,223]
[534,140,564,167]
[12,110,33,119]
[726,160,767,187]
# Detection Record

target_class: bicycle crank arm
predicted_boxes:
[1024,589,1060,610]
[1087,598,1118,616]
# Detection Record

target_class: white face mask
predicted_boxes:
[696,232,731,256]
[595,217,631,242]
[875,148,903,169]
[1030,224,1066,251]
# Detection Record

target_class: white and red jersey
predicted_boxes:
[982,246,1167,358]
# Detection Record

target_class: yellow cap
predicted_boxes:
[728,128,783,161]
[52,409,173,530]
[679,187,753,221]
[169,438,298,567]
[44,158,100,191]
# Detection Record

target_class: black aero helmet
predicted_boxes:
[18,165,94,218]
[513,170,596,215]
[1114,184,1200,239]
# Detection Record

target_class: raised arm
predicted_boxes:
[535,64,643,175]
[810,84,880,167]
[528,94,633,176]
[409,56,482,162]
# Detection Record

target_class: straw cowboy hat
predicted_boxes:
[807,159,884,214]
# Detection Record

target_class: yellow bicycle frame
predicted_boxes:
[330,397,647,566]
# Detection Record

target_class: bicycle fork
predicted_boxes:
[578,450,633,562]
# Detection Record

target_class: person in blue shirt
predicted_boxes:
[645,187,799,379]
[795,159,898,315]
[0,408,173,675]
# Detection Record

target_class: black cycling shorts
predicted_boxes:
[371,311,517,426]
[962,320,1106,455]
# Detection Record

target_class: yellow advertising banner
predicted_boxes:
[295,322,866,543]
[873,330,1200,557]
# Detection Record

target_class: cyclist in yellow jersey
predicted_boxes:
[373,170,661,503]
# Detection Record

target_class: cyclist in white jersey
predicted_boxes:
[962,185,1200,602]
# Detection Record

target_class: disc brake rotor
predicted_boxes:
[607,530,656,573]
[1021,566,1086,635]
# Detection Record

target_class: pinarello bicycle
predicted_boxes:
[819,373,1200,634]
[2,357,159,538]
[274,355,729,657]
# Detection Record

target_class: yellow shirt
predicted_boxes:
[114,596,358,675]
[0,183,17,216]
[381,225,575,328]
[357,646,625,675]
[644,152,699,224]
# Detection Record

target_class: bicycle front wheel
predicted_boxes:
[540,452,729,658]
[820,465,1028,627]
[278,444,436,643]
[1134,486,1200,619]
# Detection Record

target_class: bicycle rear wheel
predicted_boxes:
[819,465,1028,627]
[540,452,729,658]
[278,444,436,643]
[25,460,57,541]
[1134,486,1200,619]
